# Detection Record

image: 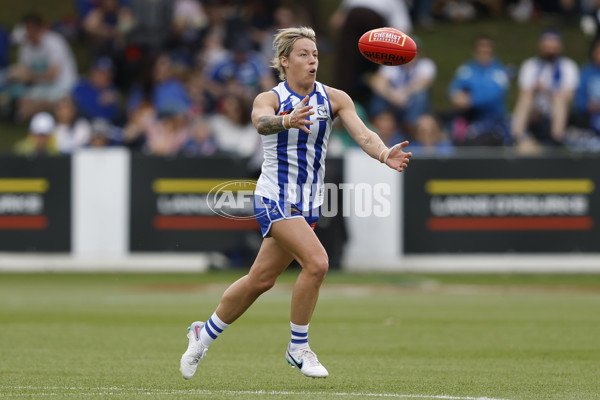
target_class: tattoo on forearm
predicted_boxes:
[363,135,371,146]
[257,115,285,135]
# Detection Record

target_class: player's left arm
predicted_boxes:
[327,86,412,172]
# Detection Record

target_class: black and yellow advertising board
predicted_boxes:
[0,156,71,251]
[130,155,260,252]
[404,157,600,253]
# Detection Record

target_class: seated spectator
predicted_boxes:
[181,116,218,157]
[209,93,260,158]
[369,48,436,138]
[370,109,406,147]
[127,53,191,115]
[410,114,454,155]
[71,57,121,123]
[122,96,155,151]
[82,0,133,58]
[53,96,92,154]
[511,29,579,146]
[205,35,276,104]
[5,13,78,121]
[448,35,510,146]
[144,103,190,156]
[13,111,58,155]
[574,39,600,135]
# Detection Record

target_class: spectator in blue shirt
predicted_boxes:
[574,39,600,135]
[127,53,191,115]
[71,57,120,123]
[448,35,510,146]
[204,35,275,105]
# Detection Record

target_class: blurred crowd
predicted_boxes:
[0,0,600,158]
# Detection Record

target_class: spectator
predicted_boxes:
[205,35,276,104]
[144,104,190,156]
[71,57,121,123]
[511,29,579,146]
[574,38,600,135]
[127,53,191,115]
[181,116,219,157]
[122,92,155,151]
[53,96,92,154]
[448,35,510,146]
[369,46,436,138]
[82,0,133,58]
[370,109,406,147]
[7,13,78,121]
[13,111,58,155]
[330,0,412,103]
[208,93,260,158]
[410,114,454,155]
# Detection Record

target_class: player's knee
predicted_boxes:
[305,254,329,282]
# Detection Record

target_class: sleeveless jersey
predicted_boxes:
[254,81,333,212]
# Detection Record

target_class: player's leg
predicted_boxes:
[268,217,330,378]
[180,237,293,379]
[215,237,294,324]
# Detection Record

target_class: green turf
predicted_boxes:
[1,271,599,399]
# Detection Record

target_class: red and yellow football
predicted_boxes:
[358,27,417,66]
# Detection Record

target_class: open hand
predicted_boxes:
[385,141,412,172]
[290,95,314,134]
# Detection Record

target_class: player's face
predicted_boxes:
[284,38,318,85]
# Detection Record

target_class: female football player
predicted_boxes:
[181,26,412,379]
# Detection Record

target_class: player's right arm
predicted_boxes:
[252,91,314,135]
[252,91,280,135]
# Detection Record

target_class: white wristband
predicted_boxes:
[281,115,287,130]
[383,144,401,164]
[378,148,388,163]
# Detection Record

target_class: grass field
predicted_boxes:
[1,271,600,399]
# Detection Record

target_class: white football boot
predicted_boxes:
[285,343,329,378]
[180,321,208,379]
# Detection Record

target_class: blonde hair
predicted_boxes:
[271,26,316,81]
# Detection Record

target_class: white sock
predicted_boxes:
[289,322,309,351]
[200,312,229,347]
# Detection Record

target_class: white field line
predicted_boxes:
[1,386,510,400]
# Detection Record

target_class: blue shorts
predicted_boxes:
[254,195,320,237]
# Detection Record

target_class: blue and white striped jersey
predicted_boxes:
[254,81,333,212]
